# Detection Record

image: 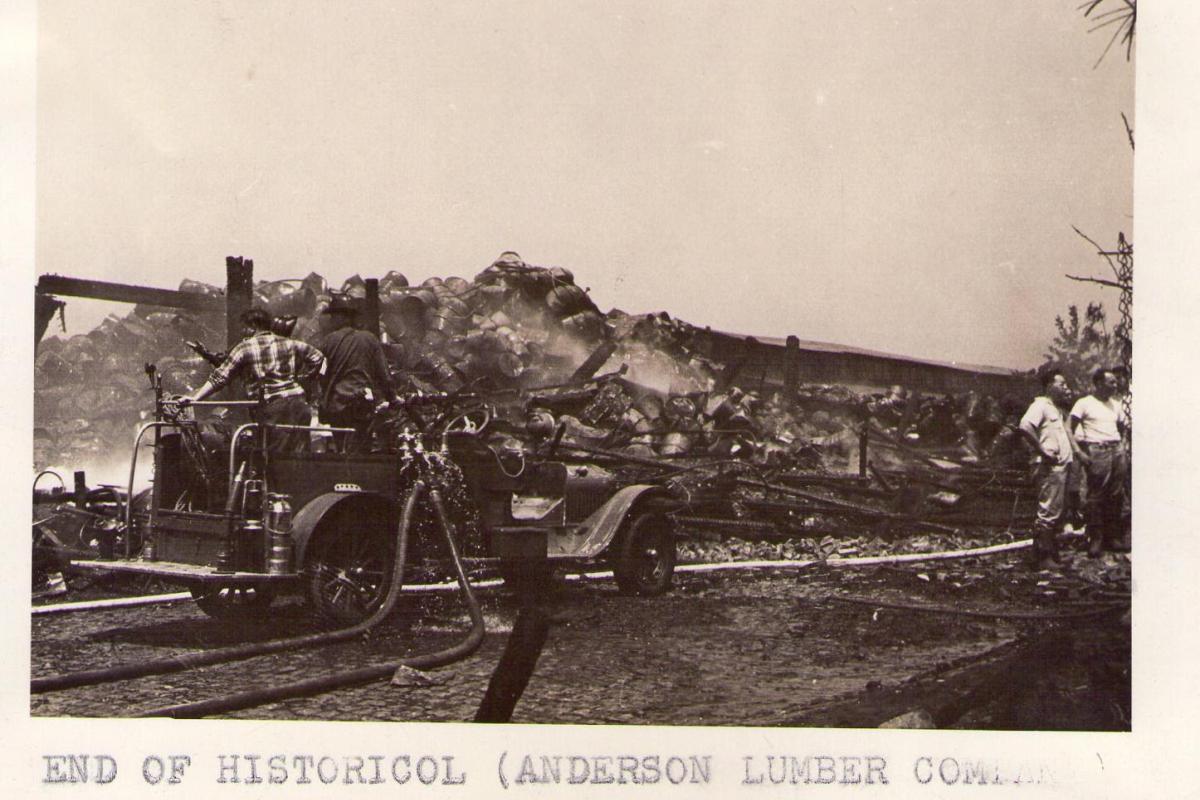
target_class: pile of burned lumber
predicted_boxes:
[33,252,1032,483]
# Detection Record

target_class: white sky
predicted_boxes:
[36,1,1134,369]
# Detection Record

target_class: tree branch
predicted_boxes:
[1072,225,1121,280]
[1121,112,1134,151]
[1066,274,1125,290]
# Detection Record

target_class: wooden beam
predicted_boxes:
[35,274,222,312]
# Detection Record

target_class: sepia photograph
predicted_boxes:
[9,0,1198,795]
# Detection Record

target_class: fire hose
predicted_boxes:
[33,480,427,694]
[136,487,485,718]
[828,594,1129,622]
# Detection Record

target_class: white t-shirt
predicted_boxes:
[1069,395,1127,444]
[1019,396,1073,465]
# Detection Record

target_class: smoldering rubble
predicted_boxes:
[34,252,1029,483]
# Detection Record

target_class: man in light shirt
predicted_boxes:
[1019,370,1082,570]
[1070,368,1131,557]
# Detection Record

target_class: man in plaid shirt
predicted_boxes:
[183,308,325,453]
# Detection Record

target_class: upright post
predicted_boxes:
[73,470,88,509]
[784,335,800,403]
[364,278,381,338]
[225,256,254,349]
[859,420,870,479]
[473,606,552,723]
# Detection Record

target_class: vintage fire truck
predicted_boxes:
[64,365,679,623]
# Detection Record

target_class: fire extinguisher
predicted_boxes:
[265,493,294,575]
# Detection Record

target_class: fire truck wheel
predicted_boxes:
[304,515,394,626]
[189,583,277,619]
[612,510,675,597]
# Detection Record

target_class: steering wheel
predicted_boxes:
[442,405,492,437]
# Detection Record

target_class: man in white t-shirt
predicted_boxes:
[1019,369,1081,570]
[1070,368,1131,557]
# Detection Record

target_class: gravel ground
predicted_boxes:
[30,546,1131,728]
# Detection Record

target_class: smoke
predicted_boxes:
[37,447,152,494]
[606,343,712,395]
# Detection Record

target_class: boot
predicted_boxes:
[1033,527,1061,569]
[1037,555,1062,571]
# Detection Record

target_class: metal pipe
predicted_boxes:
[220,424,259,573]
[227,423,258,499]
[216,462,249,574]
[32,481,426,695]
[137,485,485,718]
[33,470,66,494]
[185,400,260,408]
[125,422,174,549]
[268,424,357,433]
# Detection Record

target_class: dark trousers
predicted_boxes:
[256,395,313,454]
[323,408,373,454]
[1082,442,1129,547]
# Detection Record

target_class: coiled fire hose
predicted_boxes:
[32,480,427,694]
[137,487,485,718]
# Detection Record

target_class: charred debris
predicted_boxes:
[35,252,1038,544]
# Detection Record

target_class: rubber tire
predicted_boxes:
[190,583,276,620]
[612,510,676,597]
[304,512,395,627]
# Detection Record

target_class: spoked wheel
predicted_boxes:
[612,510,676,597]
[189,582,277,619]
[305,510,395,626]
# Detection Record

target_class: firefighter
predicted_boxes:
[180,307,325,454]
[317,294,402,453]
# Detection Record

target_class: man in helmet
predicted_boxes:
[318,294,401,452]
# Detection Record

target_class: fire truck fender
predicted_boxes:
[572,484,670,559]
[291,491,394,566]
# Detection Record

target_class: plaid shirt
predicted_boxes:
[208,331,325,402]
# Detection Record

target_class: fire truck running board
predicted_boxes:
[70,559,300,584]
